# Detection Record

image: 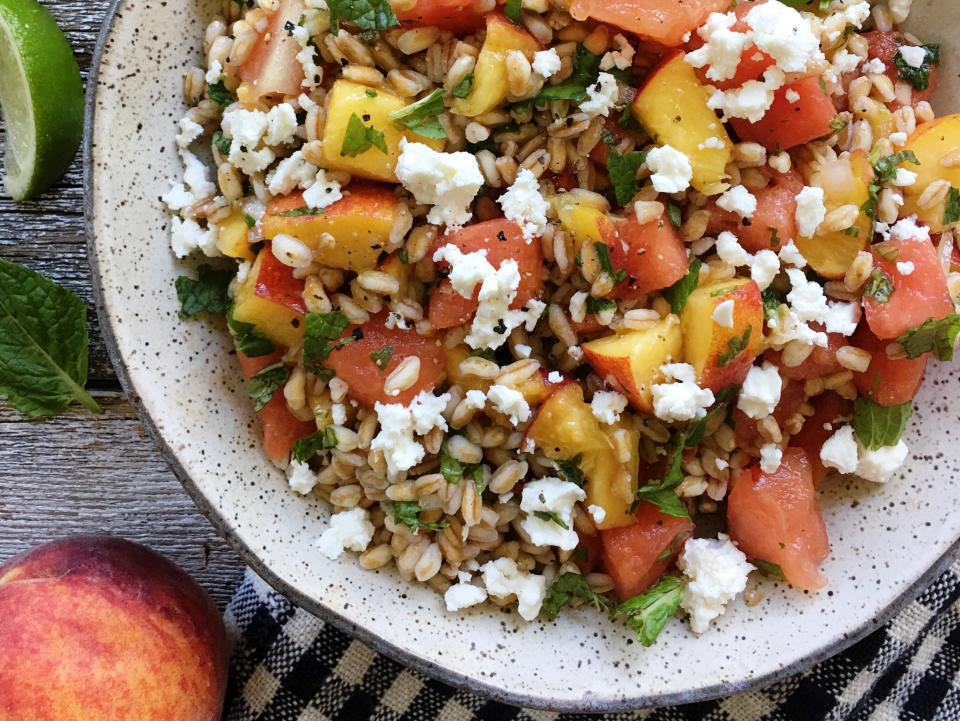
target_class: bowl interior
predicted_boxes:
[86,0,960,710]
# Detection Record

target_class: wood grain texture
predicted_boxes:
[0,0,246,608]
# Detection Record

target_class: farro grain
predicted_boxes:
[359,544,394,570]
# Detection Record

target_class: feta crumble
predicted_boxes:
[745,1,825,73]
[370,391,451,475]
[287,459,318,495]
[751,249,780,291]
[708,67,785,123]
[684,12,749,82]
[795,186,827,237]
[679,534,753,634]
[444,581,488,612]
[759,444,783,473]
[532,48,562,78]
[778,241,807,268]
[820,425,859,475]
[395,139,484,228]
[856,440,909,483]
[498,168,550,241]
[487,384,531,425]
[717,185,758,219]
[302,168,344,209]
[170,216,218,259]
[519,477,586,550]
[481,557,547,621]
[652,363,715,422]
[646,145,693,194]
[897,261,916,276]
[579,72,619,119]
[738,362,782,420]
[316,508,375,559]
[712,299,735,328]
[591,390,629,424]
[587,504,607,526]
[898,44,927,68]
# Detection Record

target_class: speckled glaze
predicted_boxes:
[85,0,960,711]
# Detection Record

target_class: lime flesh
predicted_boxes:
[0,0,83,201]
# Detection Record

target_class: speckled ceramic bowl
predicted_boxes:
[85,0,960,711]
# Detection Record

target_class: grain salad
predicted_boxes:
[166,0,960,643]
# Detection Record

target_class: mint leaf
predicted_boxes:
[896,313,960,361]
[585,296,616,314]
[614,575,683,647]
[246,361,289,412]
[340,112,388,157]
[661,258,702,314]
[292,427,338,462]
[388,501,447,533]
[555,454,584,485]
[594,241,627,284]
[667,203,682,227]
[632,431,690,519]
[440,443,464,483]
[207,80,235,107]
[370,345,395,370]
[228,313,275,357]
[606,150,646,207]
[303,311,352,372]
[212,130,231,155]
[452,74,474,99]
[176,264,232,318]
[275,206,325,218]
[762,287,783,322]
[852,397,912,450]
[863,268,894,304]
[893,44,939,91]
[0,259,100,416]
[541,572,611,621]
[533,510,569,529]
[944,187,960,227]
[535,44,600,103]
[388,89,446,140]
[753,559,785,580]
[327,0,398,34]
[504,0,522,23]
[717,326,752,367]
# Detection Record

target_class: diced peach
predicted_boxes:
[898,114,960,232]
[582,316,683,413]
[216,211,255,261]
[262,184,400,272]
[681,278,764,391]
[232,248,306,349]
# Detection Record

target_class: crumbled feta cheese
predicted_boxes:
[778,241,807,268]
[716,231,753,268]
[221,107,277,174]
[699,136,726,150]
[302,168,343,209]
[717,185,758,219]
[751,249,780,291]
[759,443,783,473]
[532,48,562,78]
[569,291,588,323]
[315,508,375,559]
[856,440,909,483]
[579,72,619,119]
[205,60,223,84]
[591,390,628,424]
[863,58,886,74]
[265,103,298,146]
[708,67,785,123]
[889,215,930,241]
[170,216,218,258]
[600,33,636,71]
[712,299,735,328]
[462,389,487,410]
[679,534,753,634]
[514,343,532,358]
[645,145,693,194]
[766,306,828,351]
[892,168,918,187]
[547,371,563,384]
[898,44,927,68]
[587,504,607,525]
[652,363,715,422]
[745,1,824,73]
[785,89,801,103]
[786,268,829,323]
[519,477,586,550]
[370,391,451,475]
[795,186,827,237]
[444,581,488,612]
[823,300,861,336]
[162,117,216,213]
[498,168,550,241]
[684,11,749,82]
[897,261,916,276]
[738,362,782,419]
[889,131,907,146]
[395,139,483,227]
[820,425,859,475]
[487,384,531,425]
[287,460,318,495]
[481,557,547,621]
[267,150,317,195]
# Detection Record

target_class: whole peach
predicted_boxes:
[0,536,227,721]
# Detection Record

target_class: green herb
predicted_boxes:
[389,501,447,533]
[175,264,232,318]
[555,454,584,486]
[275,206,324,218]
[452,74,474,99]
[246,361,289,412]
[843,226,860,237]
[618,105,642,131]
[228,313,275,357]
[661,258,702,314]
[614,575,684,647]
[632,432,689,519]
[370,345,395,370]
[207,80,235,107]
[533,510,569,529]
[895,313,960,361]
[873,150,920,185]
[893,44,939,91]
[302,311,352,372]
[398,248,409,264]
[709,285,738,298]
[470,347,496,362]
[606,150,646,207]
[754,559,785,580]
[470,464,486,493]
[541,572,611,621]
[292,427,338,462]
[685,386,737,448]
[585,296,617,315]
[212,130,232,155]
[504,0,522,23]
[875,244,900,261]
[388,89,446,140]
[863,269,894,304]
[535,44,600,104]
[0,259,101,416]
[340,112,388,157]
[594,242,627,284]
[852,397,913,450]
[717,326,752,367]
[243,214,256,228]
[829,117,849,132]
[667,203,682,228]
[440,443,464,483]
[327,0,398,34]
[762,287,782,322]
[944,187,960,227]
[365,89,378,97]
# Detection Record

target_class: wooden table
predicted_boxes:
[0,0,246,607]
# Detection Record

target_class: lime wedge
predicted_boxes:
[0,0,83,200]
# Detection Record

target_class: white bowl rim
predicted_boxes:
[82,0,960,711]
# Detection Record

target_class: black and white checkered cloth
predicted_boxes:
[224,560,960,721]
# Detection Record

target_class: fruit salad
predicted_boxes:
[166,0,960,643]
